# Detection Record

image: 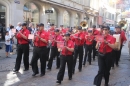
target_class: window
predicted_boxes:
[63,11,70,27]
[23,2,39,25]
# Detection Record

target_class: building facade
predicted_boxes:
[0,0,100,28]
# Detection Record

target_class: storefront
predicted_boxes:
[23,2,39,26]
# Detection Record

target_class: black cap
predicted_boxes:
[22,23,27,26]
[54,29,59,32]
[92,25,96,28]
[64,33,70,36]
[115,25,121,29]
[103,26,110,30]
[88,30,92,33]
[78,26,82,30]
[39,23,44,27]
[60,25,63,27]
[50,24,54,26]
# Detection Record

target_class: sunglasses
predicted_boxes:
[103,29,108,31]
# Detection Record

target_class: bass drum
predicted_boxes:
[113,34,121,51]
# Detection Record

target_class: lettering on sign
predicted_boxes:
[14,0,20,4]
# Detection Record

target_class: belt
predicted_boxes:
[35,46,46,48]
[98,52,111,55]
[61,55,73,57]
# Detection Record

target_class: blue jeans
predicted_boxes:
[10,40,14,52]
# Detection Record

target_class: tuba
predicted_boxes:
[118,20,127,28]
[80,21,88,29]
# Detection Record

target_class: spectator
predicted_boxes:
[9,26,15,54]
[5,31,10,58]
[16,22,22,32]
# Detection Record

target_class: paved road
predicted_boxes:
[0,43,130,86]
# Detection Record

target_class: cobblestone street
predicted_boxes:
[0,43,130,86]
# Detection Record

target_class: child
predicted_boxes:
[5,31,10,58]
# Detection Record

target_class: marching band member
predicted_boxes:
[59,25,67,35]
[56,33,74,84]
[31,23,48,77]
[47,29,63,70]
[92,25,100,61]
[115,25,127,66]
[72,26,85,74]
[83,29,94,65]
[94,26,116,86]
[46,24,55,61]
[13,23,30,73]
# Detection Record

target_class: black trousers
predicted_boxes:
[83,44,93,65]
[46,44,51,61]
[94,52,112,86]
[47,46,60,69]
[57,55,73,81]
[93,41,97,60]
[73,45,83,72]
[31,46,47,74]
[14,44,29,71]
[115,45,123,65]
[111,50,116,67]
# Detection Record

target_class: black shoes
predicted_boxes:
[56,67,60,69]
[79,69,82,72]
[40,74,45,77]
[56,80,61,84]
[47,68,51,71]
[104,84,109,86]
[69,77,72,80]
[13,69,18,73]
[32,73,39,76]
[24,69,29,71]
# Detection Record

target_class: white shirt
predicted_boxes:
[16,26,22,31]
[9,29,15,39]
[5,35,10,45]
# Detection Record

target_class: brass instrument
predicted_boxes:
[80,21,88,29]
[118,20,127,28]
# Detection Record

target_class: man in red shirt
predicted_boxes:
[13,23,30,73]
[115,25,127,66]
[92,25,100,61]
[83,30,94,65]
[46,24,55,61]
[47,29,63,70]
[56,33,74,84]
[72,26,85,74]
[94,26,116,86]
[31,23,48,77]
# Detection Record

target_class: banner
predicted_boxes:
[57,41,64,49]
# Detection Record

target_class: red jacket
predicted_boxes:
[71,32,85,46]
[61,40,74,55]
[51,34,63,47]
[34,30,48,47]
[16,29,30,44]
[85,35,94,45]
[98,34,116,53]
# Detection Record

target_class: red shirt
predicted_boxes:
[60,28,67,35]
[120,31,127,44]
[71,32,85,46]
[99,34,116,53]
[93,29,100,35]
[34,30,48,47]
[85,35,94,45]
[61,40,74,55]
[51,34,63,47]
[47,29,55,36]
[16,29,30,44]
